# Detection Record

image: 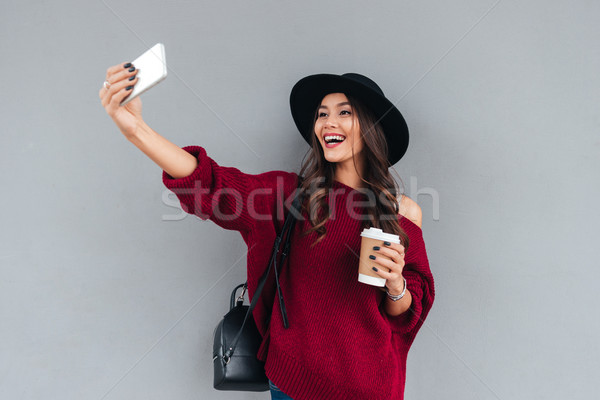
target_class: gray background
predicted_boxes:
[1,0,598,399]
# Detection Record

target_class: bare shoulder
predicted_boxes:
[398,195,422,228]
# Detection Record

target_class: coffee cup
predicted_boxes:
[358,227,400,287]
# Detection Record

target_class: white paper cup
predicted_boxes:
[358,227,400,287]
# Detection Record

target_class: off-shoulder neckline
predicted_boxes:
[331,180,420,231]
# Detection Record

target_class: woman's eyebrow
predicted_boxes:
[318,101,351,109]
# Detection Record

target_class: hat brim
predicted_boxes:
[290,74,409,165]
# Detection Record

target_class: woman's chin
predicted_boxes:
[324,155,352,165]
[323,153,341,163]
[321,144,362,164]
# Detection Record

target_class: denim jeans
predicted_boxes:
[269,379,294,399]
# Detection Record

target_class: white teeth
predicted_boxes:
[324,135,346,143]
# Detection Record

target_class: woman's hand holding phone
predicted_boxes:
[99,58,198,180]
[99,62,143,139]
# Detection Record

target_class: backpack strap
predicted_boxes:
[223,177,304,362]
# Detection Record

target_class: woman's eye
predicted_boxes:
[318,112,328,118]
[340,110,351,115]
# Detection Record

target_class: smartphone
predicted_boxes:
[121,43,167,105]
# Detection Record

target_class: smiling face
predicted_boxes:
[314,92,365,167]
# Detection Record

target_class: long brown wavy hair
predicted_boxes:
[296,93,409,249]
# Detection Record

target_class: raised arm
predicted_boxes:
[99,62,197,179]
[99,62,300,234]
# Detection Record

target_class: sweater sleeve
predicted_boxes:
[384,220,435,338]
[162,145,293,234]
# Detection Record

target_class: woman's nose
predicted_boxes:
[324,115,338,128]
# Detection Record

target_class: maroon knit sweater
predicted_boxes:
[163,146,435,400]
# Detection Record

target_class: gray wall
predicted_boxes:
[1,1,599,399]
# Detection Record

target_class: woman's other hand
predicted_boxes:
[372,241,413,316]
[99,62,142,139]
[371,242,406,295]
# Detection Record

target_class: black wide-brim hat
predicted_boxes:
[290,73,409,165]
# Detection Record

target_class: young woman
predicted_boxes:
[100,67,435,400]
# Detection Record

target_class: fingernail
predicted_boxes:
[384,241,391,246]
[128,67,135,72]
[369,255,376,260]
[372,267,378,272]
[126,85,134,90]
[123,62,132,68]
[128,75,136,81]
[372,246,380,251]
